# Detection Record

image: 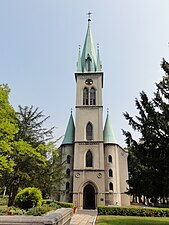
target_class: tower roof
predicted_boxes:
[62,112,75,145]
[103,111,117,144]
[76,17,102,73]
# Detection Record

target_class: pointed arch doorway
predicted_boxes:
[83,184,95,209]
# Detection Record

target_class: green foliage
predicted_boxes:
[98,206,169,217]
[0,86,64,207]
[0,84,17,173]
[27,202,61,216]
[0,206,26,215]
[0,195,8,205]
[0,104,61,206]
[15,187,42,210]
[56,201,74,209]
[44,199,73,209]
[123,59,169,203]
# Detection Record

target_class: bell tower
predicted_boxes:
[73,17,106,209]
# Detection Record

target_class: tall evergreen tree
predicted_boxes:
[123,58,169,203]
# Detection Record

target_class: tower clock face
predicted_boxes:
[85,79,93,85]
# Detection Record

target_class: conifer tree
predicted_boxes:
[123,58,169,203]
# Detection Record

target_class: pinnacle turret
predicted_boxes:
[62,111,75,145]
[103,110,117,144]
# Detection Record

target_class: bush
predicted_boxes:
[56,201,74,209]
[97,206,169,217]
[2,207,26,215]
[27,204,61,216]
[44,200,74,209]
[0,195,8,205]
[15,187,43,210]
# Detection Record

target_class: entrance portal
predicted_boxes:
[83,184,95,209]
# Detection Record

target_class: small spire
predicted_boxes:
[103,111,117,144]
[62,112,75,145]
[96,43,102,71]
[77,45,82,72]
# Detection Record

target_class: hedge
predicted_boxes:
[97,206,169,217]
[44,200,74,209]
[56,201,74,209]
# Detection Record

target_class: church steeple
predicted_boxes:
[76,15,102,72]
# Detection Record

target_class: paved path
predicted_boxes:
[70,209,97,225]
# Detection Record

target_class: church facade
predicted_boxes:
[59,18,130,209]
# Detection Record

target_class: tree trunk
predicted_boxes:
[8,184,19,207]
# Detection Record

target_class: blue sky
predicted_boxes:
[1,0,169,147]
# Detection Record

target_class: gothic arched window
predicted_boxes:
[66,168,70,177]
[86,150,93,167]
[86,122,93,140]
[90,87,96,105]
[83,87,89,105]
[109,182,113,191]
[67,155,71,164]
[109,169,113,177]
[108,155,112,163]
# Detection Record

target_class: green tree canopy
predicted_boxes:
[0,84,17,173]
[123,59,169,203]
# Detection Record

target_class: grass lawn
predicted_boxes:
[96,216,169,225]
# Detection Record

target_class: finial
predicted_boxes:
[107,108,109,115]
[97,43,99,51]
[78,45,81,53]
[71,108,73,114]
[87,11,92,22]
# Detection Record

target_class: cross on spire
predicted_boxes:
[87,11,92,21]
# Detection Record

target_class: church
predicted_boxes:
[59,16,130,209]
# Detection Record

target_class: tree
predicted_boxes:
[0,105,60,206]
[123,58,169,204]
[0,84,17,174]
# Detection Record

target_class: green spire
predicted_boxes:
[76,18,102,73]
[103,110,117,144]
[62,111,75,145]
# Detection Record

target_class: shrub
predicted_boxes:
[56,201,74,209]
[15,187,43,210]
[5,206,26,215]
[44,200,74,209]
[97,206,169,217]
[27,204,61,216]
[0,195,8,206]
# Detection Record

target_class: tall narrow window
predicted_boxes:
[86,150,93,167]
[109,169,113,177]
[83,87,89,105]
[109,182,113,191]
[66,168,70,177]
[67,155,71,164]
[90,87,96,105]
[66,182,70,193]
[86,122,93,140]
[86,54,92,71]
[108,155,112,163]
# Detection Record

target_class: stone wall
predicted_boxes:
[0,208,73,225]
